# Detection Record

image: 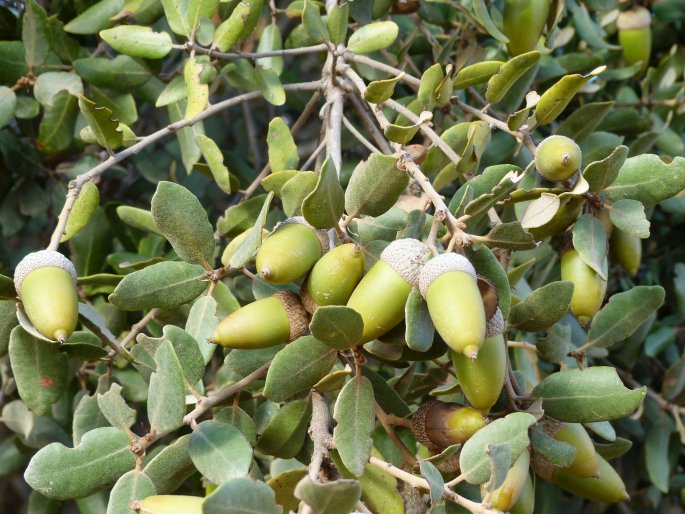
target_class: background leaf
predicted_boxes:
[189,421,252,484]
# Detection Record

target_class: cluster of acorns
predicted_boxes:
[534,134,642,328]
[212,220,506,397]
[411,399,628,510]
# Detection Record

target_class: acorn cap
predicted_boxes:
[273,291,309,342]
[279,216,330,254]
[411,400,441,451]
[299,281,319,315]
[477,276,499,320]
[380,238,428,287]
[418,252,477,299]
[617,6,651,31]
[486,307,505,338]
[14,250,77,295]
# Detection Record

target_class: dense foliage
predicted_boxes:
[1,0,685,513]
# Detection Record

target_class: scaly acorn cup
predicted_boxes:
[617,6,652,74]
[533,419,598,480]
[346,238,427,343]
[14,250,79,342]
[503,0,551,56]
[553,454,629,503]
[301,242,366,313]
[485,449,531,512]
[535,135,583,182]
[509,472,535,514]
[560,248,607,326]
[610,228,641,277]
[419,253,486,359]
[411,400,486,451]
[210,291,308,349]
[255,217,329,284]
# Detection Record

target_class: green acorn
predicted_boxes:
[533,419,598,481]
[301,243,365,313]
[255,217,329,284]
[509,472,535,514]
[412,400,486,451]
[535,135,583,182]
[486,449,530,512]
[452,332,506,413]
[617,6,652,74]
[503,0,551,56]
[419,253,486,359]
[554,454,629,503]
[211,291,308,349]
[610,228,641,277]
[14,250,79,342]
[347,238,427,343]
[560,248,607,326]
[550,421,598,478]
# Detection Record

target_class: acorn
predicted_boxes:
[535,135,582,182]
[509,472,535,514]
[553,454,629,503]
[560,248,607,326]
[533,419,598,481]
[486,449,530,512]
[452,333,506,413]
[14,250,79,342]
[412,400,486,451]
[617,6,652,74]
[211,291,308,349]
[503,0,551,56]
[255,217,329,284]
[346,238,427,343]
[301,243,365,313]
[419,253,486,359]
[610,228,641,277]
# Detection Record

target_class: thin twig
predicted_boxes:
[384,98,464,167]
[374,401,417,466]
[179,42,329,60]
[507,340,537,352]
[342,115,381,154]
[451,97,537,155]
[49,81,324,248]
[121,308,159,349]
[344,53,421,90]
[367,456,499,514]
[301,139,327,171]
[183,361,271,425]
[347,93,393,154]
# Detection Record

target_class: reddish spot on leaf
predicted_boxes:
[39,376,55,388]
